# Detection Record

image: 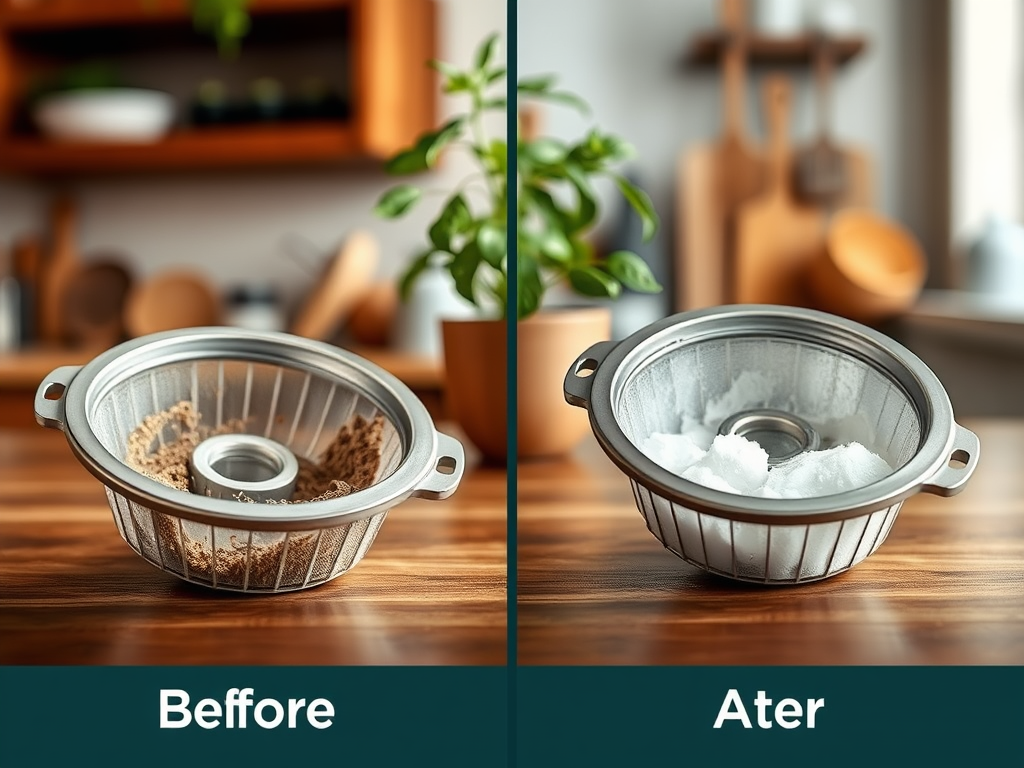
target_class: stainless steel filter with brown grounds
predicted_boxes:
[36,328,465,593]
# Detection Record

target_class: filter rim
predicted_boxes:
[583,305,961,524]
[59,327,444,530]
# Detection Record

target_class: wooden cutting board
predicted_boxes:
[290,229,379,341]
[39,197,79,344]
[734,75,826,307]
[676,0,764,311]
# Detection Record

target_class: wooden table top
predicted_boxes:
[0,427,506,666]
[518,419,1024,666]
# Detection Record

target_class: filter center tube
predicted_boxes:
[189,433,299,502]
[718,409,820,466]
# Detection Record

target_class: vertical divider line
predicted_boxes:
[505,21,518,768]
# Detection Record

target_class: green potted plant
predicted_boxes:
[375,33,661,461]
[189,0,251,57]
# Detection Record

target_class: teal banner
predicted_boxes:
[518,667,1024,767]
[2,665,1024,766]
[0,666,507,768]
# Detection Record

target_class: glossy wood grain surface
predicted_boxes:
[518,419,1024,665]
[0,428,506,666]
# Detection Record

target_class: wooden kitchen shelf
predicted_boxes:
[0,0,436,174]
[0,0,351,29]
[0,343,443,390]
[685,32,866,67]
[0,121,358,173]
[0,346,92,388]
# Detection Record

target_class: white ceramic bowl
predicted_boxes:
[33,88,176,143]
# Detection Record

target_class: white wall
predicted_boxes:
[518,0,948,300]
[949,0,1024,252]
[0,0,506,313]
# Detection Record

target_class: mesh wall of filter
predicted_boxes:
[631,480,903,583]
[614,335,921,584]
[104,484,388,591]
[616,336,922,468]
[92,358,404,592]
[93,359,403,483]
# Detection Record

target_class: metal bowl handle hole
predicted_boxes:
[43,382,66,401]
[948,449,970,470]
[575,358,598,378]
[435,455,457,476]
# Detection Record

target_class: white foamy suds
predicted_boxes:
[641,433,705,475]
[641,430,893,498]
[761,442,893,498]
[682,434,769,494]
[640,372,894,499]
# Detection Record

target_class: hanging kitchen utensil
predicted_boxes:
[290,229,379,342]
[677,0,765,310]
[792,33,873,210]
[793,34,848,207]
[735,75,825,306]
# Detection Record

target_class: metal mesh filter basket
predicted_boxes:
[564,305,979,584]
[35,328,464,593]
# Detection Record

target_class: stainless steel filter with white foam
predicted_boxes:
[35,328,465,592]
[564,305,979,584]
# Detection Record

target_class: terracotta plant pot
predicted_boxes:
[517,307,611,459]
[442,318,508,464]
[441,307,611,463]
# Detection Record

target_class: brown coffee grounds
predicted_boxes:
[124,401,385,588]
[125,402,247,492]
[149,515,321,589]
[124,402,384,502]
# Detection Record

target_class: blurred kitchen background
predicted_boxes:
[0,0,504,429]
[519,0,1024,418]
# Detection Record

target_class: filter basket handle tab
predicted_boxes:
[34,366,82,431]
[411,431,466,500]
[564,340,616,409]
[921,423,980,497]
